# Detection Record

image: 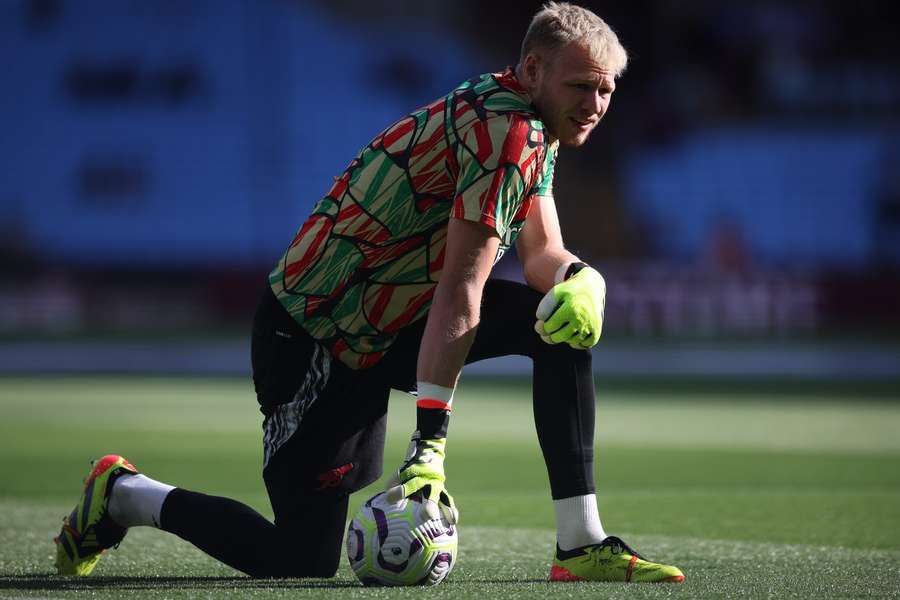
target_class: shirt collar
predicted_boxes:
[494,66,533,105]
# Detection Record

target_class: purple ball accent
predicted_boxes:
[347,526,364,562]
[415,552,454,586]
[376,548,409,574]
[409,538,422,555]
[372,507,389,546]
[422,519,448,541]
[365,491,385,509]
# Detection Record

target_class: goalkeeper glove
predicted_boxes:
[386,435,458,524]
[535,264,606,349]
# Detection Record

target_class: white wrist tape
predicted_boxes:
[416,381,455,411]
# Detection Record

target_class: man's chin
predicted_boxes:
[545,122,594,147]
[559,131,592,147]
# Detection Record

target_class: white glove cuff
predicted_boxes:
[553,263,570,285]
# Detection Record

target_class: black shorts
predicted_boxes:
[251,279,546,519]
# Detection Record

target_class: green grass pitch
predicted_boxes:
[1,376,899,598]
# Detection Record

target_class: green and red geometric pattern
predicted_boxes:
[270,68,558,369]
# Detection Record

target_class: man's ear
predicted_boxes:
[520,53,542,88]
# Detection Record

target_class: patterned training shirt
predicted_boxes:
[269,68,559,369]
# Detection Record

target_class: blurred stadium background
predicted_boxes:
[2,1,900,596]
[2,0,899,379]
[1,0,900,377]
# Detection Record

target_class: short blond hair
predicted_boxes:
[519,1,628,77]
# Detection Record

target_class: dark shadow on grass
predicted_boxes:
[0,574,360,591]
[466,578,556,584]
[0,574,554,590]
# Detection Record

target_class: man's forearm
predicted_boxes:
[416,283,482,387]
[523,248,582,293]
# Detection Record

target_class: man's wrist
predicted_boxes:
[554,261,590,284]
[565,261,590,280]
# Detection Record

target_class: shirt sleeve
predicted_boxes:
[452,114,546,239]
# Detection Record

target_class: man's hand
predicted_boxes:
[535,266,606,349]
[385,436,458,524]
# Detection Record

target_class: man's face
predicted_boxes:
[524,42,616,147]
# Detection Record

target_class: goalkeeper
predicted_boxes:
[55,2,683,584]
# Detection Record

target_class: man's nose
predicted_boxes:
[584,91,603,116]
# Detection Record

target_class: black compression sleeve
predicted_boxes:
[416,407,450,439]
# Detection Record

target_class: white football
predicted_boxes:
[346,491,458,586]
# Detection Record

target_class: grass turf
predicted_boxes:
[1,376,899,598]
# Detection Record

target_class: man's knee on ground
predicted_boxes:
[302,552,341,578]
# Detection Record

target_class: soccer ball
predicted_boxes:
[346,491,457,586]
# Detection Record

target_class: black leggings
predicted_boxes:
[161,279,595,577]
